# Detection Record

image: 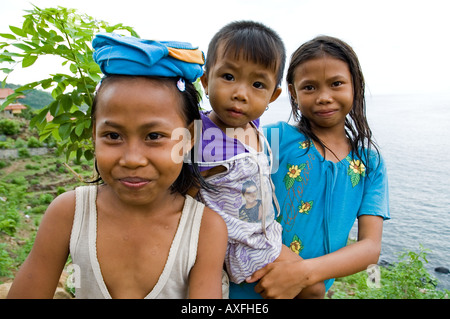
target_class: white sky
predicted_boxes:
[1,0,449,96]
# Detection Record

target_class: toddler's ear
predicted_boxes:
[270,87,282,103]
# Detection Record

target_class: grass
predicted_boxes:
[0,151,94,282]
[327,245,449,299]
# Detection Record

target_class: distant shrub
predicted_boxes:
[57,186,66,195]
[27,136,43,148]
[14,138,26,148]
[10,176,27,186]
[39,193,53,205]
[28,205,47,215]
[0,119,20,135]
[18,147,30,158]
[0,160,7,169]
[0,138,15,149]
[0,210,21,236]
[0,243,14,277]
[25,164,40,170]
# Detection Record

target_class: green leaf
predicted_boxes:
[40,78,53,90]
[22,55,38,68]
[75,121,85,137]
[52,113,72,124]
[0,33,16,40]
[0,68,13,74]
[283,175,294,190]
[9,25,27,37]
[84,149,94,161]
[58,122,72,140]
[350,172,360,187]
[48,100,60,116]
[12,43,34,52]
[69,63,78,74]
[60,95,73,112]
[30,108,48,128]
[22,18,36,35]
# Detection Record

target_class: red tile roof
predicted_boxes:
[4,104,27,110]
[0,88,15,99]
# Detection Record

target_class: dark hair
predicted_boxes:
[90,75,210,195]
[205,20,286,88]
[286,35,379,170]
[241,180,257,195]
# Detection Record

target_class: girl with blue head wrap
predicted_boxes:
[7,33,228,299]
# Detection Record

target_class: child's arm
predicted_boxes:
[247,215,383,298]
[188,206,227,299]
[7,191,76,298]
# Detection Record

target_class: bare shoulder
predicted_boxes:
[197,204,227,254]
[41,190,76,228]
[200,205,227,237]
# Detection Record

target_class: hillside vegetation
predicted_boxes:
[0,113,93,285]
[3,83,54,110]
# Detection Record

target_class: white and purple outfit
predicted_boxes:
[194,112,282,283]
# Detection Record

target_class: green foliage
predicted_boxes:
[17,147,30,158]
[4,83,54,110]
[0,243,15,277]
[0,182,24,237]
[0,211,20,236]
[26,136,42,148]
[330,245,449,299]
[0,5,139,161]
[0,118,21,135]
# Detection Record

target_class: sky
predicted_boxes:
[1,0,449,96]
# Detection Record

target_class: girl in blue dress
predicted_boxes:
[239,36,390,298]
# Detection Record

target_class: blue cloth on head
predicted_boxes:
[92,32,204,82]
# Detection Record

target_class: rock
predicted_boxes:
[0,282,12,299]
[378,259,392,268]
[53,287,72,299]
[435,267,450,274]
[0,270,73,299]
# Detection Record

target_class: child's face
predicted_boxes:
[202,45,282,130]
[288,56,354,133]
[93,77,190,206]
[243,185,258,204]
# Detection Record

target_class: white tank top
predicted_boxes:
[69,186,205,299]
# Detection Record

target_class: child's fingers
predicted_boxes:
[245,265,269,283]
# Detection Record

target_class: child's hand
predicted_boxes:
[246,259,305,298]
[245,245,306,298]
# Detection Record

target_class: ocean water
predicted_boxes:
[259,94,450,291]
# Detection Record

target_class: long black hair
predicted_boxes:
[286,35,379,171]
[90,75,211,196]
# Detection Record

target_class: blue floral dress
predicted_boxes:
[229,121,390,298]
